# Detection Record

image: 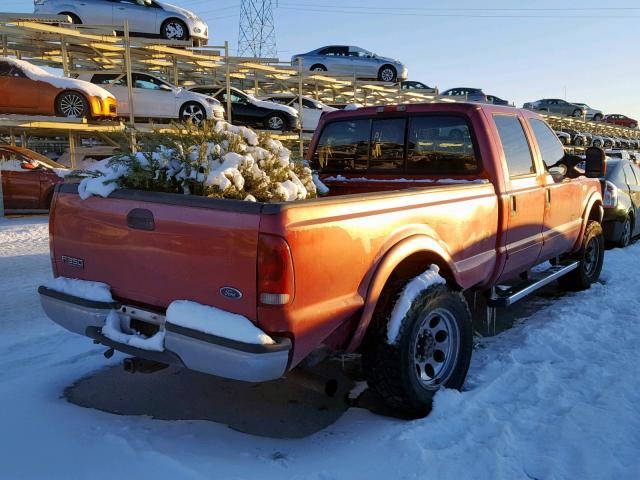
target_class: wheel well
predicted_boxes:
[588,201,604,224]
[58,12,81,23]
[180,101,207,116]
[379,64,396,73]
[310,64,326,70]
[384,252,457,291]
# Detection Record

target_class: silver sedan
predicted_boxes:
[291,45,408,83]
[34,0,209,45]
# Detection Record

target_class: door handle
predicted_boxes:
[510,195,517,216]
[546,188,551,206]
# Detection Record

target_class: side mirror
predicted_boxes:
[21,162,38,170]
[585,146,606,178]
[159,84,172,92]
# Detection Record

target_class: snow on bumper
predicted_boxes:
[37,286,291,382]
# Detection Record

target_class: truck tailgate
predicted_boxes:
[50,186,261,321]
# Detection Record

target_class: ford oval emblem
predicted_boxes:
[220,287,243,300]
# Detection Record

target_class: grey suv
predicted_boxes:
[34,0,208,45]
[291,45,407,82]
[523,99,587,118]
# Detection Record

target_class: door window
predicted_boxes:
[0,62,24,77]
[91,74,125,86]
[132,74,168,90]
[528,118,565,168]
[494,115,536,178]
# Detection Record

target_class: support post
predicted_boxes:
[173,56,179,86]
[69,132,77,169]
[1,34,7,56]
[9,129,15,147]
[225,41,232,124]
[123,20,136,152]
[60,35,70,77]
[298,57,304,158]
[254,70,259,97]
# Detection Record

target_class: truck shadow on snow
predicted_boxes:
[63,282,574,438]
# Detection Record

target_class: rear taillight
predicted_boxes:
[603,180,618,208]
[258,234,294,306]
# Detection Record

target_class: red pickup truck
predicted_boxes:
[39,103,606,416]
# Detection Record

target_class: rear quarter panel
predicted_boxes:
[258,183,499,366]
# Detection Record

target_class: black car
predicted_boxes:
[189,86,300,131]
[601,157,640,247]
[486,95,510,106]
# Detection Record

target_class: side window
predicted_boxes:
[529,118,565,167]
[132,74,162,90]
[494,115,536,178]
[370,119,405,170]
[313,119,370,171]
[91,74,124,86]
[302,99,318,109]
[407,116,479,173]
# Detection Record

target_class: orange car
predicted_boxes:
[0,57,117,119]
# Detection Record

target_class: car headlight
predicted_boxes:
[205,98,217,105]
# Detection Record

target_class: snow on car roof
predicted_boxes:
[2,57,114,101]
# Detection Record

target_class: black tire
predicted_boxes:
[617,215,633,248]
[558,220,604,291]
[179,102,206,125]
[572,109,583,118]
[309,64,327,72]
[378,65,397,82]
[362,283,473,417]
[630,122,638,129]
[59,12,82,24]
[574,137,584,147]
[161,18,189,41]
[55,91,89,118]
[265,113,286,131]
[593,114,603,122]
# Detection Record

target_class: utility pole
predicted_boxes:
[237,0,277,58]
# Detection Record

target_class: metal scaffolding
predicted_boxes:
[237,0,277,58]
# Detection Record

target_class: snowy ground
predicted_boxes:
[1,216,639,480]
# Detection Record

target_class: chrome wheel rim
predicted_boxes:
[311,66,325,72]
[380,68,394,82]
[59,93,85,117]
[165,22,185,39]
[412,307,460,388]
[574,110,583,118]
[182,104,204,124]
[584,237,600,276]
[268,116,284,130]
[621,219,631,246]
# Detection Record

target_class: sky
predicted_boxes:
[5,0,640,119]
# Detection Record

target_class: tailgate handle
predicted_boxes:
[127,208,155,231]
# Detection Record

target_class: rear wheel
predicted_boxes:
[310,64,327,72]
[593,113,603,122]
[558,220,604,291]
[161,19,188,41]
[630,122,638,129]
[56,91,89,118]
[179,102,206,124]
[378,65,397,82]
[572,109,583,118]
[362,283,473,417]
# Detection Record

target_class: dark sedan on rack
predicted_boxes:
[189,86,300,131]
[601,156,640,247]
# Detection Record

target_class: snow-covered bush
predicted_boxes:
[78,121,318,203]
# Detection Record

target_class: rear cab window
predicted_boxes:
[312,114,480,176]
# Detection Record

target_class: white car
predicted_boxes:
[573,103,604,122]
[35,0,209,45]
[76,72,224,123]
[259,94,337,131]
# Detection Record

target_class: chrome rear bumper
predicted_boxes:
[38,286,291,382]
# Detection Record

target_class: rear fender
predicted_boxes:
[345,234,459,352]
